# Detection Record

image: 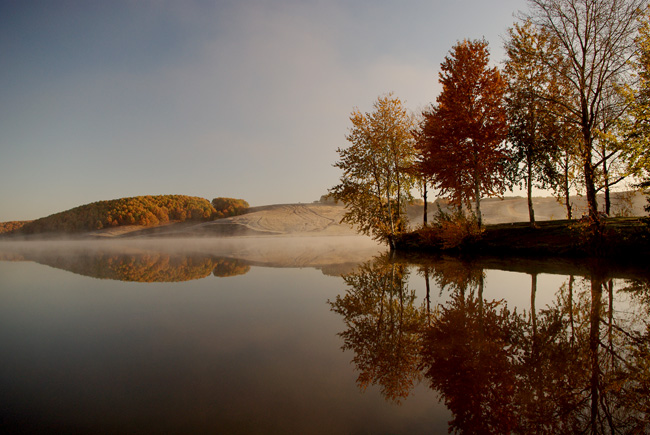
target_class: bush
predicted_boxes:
[432,206,482,249]
[211,197,249,219]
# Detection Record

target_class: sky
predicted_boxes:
[1,0,528,222]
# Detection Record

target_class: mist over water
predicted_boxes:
[0,236,385,280]
[1,237,649,433]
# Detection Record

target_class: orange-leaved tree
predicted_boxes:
[419,39,509,227]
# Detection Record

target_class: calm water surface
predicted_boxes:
[0,237,648,434]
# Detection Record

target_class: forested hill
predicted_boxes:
[5,195,249,235]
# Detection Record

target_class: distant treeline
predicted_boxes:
[6,195,249,235]
[0,221,31,235]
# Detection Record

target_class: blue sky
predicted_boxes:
[0,0,526,221]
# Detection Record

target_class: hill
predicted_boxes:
[2,195,249,236]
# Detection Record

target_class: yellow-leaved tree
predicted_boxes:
[329,93,417,250]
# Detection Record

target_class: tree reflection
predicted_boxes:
[328,254,426,402]
[422,272,522,433]
[332,254,650,433]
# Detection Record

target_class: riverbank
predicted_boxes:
[394,217,650,258]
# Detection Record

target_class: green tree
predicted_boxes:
[330,93,417,249]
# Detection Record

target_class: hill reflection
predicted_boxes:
[330,254,650,434]
[0,236,383,282]
[31,252,250,282]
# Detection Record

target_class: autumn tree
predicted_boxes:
[504,22,568,224]
[620,6,650,210]
[522,0,646,221]
[211,197,249,219]
[419,39,509,227]
[330,93,417,249]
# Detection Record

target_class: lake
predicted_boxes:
[1,237,649,434]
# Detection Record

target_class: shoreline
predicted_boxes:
[394,217,650,259]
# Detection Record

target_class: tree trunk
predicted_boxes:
[563,153,572,220]
[386,180,396,241]
[395,166,402,231]
[603,156,611,216]
[388,235,396,251]
[527,157,535,225]
[423,181,428,226]
[582,133,599,221]
[474,178,482,228]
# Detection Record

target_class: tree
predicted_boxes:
[330,93,417,249]
[211,197,249,219]
[504,22,564,224]
[523,0,646,221]
[419,39,509,227]
[620,6,650,210]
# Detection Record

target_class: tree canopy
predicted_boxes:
[504,21,566,223]
[419,39,509,227]
[330,93,417,249]
[523,0,646,220]
[620,7,650,189]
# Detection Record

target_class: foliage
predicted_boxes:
[330,93,417,248]
[419,39,509,227]
[504,21,569,223]
[19,195,218,234]
[431,205,483,250]
[619,7,650,210]
[211,197,250,219]
[0,221,30,235]
[523,0,645,220]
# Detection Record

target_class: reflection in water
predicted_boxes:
[332,254,650,433]
[19,251,250,282]
[0,236,383,282]
[329,256,425,402]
